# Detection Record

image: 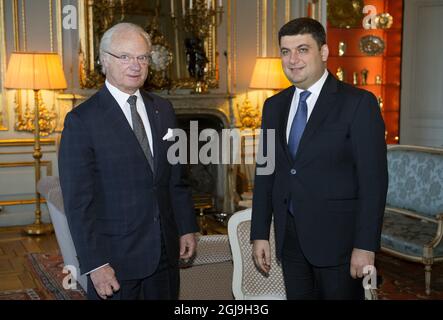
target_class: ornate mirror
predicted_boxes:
[78,0,221,92]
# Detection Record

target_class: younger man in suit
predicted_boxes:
[251,18,388,299]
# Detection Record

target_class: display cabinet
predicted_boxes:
[327,0,403,144]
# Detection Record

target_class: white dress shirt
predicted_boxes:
[286,69,329,143]
[106,80,154,155]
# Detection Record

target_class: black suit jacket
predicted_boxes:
[251,72,388,267]
[59,86,198,280]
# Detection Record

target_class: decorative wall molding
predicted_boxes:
[0,138,55,147]
[400,0,443,147]
[0,0,7,131]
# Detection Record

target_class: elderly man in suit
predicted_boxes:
[251,18,388,299]
[59,23,198,300]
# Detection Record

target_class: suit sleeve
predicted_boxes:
[167,102,199,235]
[350,91,388,252]
[58,111,108,274]
[250,99,275,241]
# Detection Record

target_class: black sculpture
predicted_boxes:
[185,37,208,81]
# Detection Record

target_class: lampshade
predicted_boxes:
[5,52,67,90]
[249,57,291,90]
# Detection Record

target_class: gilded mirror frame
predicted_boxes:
[0,0,7,130]
[78,0,218,90]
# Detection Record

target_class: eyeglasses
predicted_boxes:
[104,50,150,65]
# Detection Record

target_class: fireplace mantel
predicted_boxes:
[159,93,236,129]
[60,92,237,129]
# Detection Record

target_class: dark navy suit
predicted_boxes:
[59,86,198,298]
[251,73,388,298]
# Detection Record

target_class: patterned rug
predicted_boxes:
[375,252,443,300]
[19,252,443,300]
[0,288,47,300]
[26,252,86,300]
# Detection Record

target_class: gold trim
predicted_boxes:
[256,0,260,56]
[49,0,54,52]
[77,0,104,88]
[0,0,8,131]
[380,247,424,263]
[272,0,277,56]
[387,144,443,154]
[261,0,267,56]
[385,206,437,224]
[172,15,181,79]
[285,0,290,23]
[21,0,27,51]
[232,0,237,92]
[226,0,232,94]
[56,0,63,62]
[12,0,19,50]
[12,1,22,130]
[0,151,56,156]
[0,138,55,147]
[381,246,443,264]
[429,214,443,247]
[0,198,47,207]
[0,160,53,176]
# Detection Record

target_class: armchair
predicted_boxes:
[381,144,443,295]
[37,176,87,292]
[227,208,286,300]
[228,208,377,300]
[179,234,233,300]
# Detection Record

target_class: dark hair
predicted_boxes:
[278,17,326,49]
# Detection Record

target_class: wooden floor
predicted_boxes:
[0,217,225,293]
[0,226,59,292]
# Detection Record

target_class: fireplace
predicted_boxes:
[163,92,236,215]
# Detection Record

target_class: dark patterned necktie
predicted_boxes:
[288,90,311,160]
[127,95,154,172]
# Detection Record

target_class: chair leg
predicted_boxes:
[424,264,432,295]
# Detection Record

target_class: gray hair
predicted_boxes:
[99,22,152,75]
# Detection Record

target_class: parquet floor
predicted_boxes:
[0,226,59,292]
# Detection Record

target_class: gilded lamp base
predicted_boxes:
[23,222,53,235]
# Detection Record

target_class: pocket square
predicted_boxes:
[162,128,174,140]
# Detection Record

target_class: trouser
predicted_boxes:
[281,214,364,300]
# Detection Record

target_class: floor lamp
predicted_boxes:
[4,52,67,235]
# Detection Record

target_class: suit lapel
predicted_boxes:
[99,86,155,178]
[295,73,338,161]
[141,90,163,180]
[277,86,296,165]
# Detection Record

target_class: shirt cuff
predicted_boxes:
[85,263,109,275]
